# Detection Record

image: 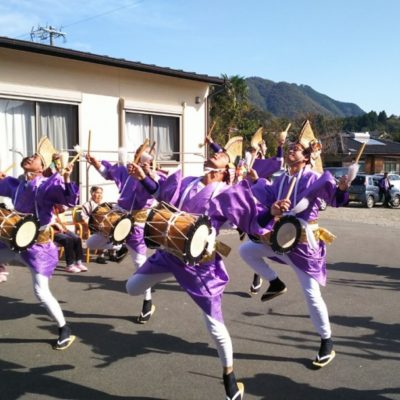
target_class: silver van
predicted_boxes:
[348,174,400,208]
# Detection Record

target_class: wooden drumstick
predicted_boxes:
[284,176,297,201]
[354,142,366,164]
[62,147,82,173]
[149,141,156,155]
[87,130,92,156]
[277,176,297,214]
[3,163,15,174]
[69,151,82,167]
[199,121,216,148]
[149,141,157,171]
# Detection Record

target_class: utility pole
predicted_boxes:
[30,25,66,46]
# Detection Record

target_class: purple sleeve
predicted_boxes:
[34,175,79,226]
[139,176,159,194]
[100,160,128,190]
[40,174,79,208]
[334,188,349,207]
[251,178,276,207]
[210,142,224,153]
[64,182,80,207]
[295,171,349,208]
[252,158,283,179]
[0,177,20,198]
[157,169,183,205]
[100,160,113,180]
[257,208,273,228]
[209,180,269,235]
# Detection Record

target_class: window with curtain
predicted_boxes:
[384,159,399,173]
[0,97,78,180]
[125,112,180,162]
[38,102,78,152]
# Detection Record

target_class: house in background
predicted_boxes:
[0,36,223,202]
[323,131,400,174]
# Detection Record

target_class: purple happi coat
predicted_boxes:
[211,166,349,286]
[254,166,348,285]
[101,161,166,254]
[0,174,79,277]
[139,169,231,322]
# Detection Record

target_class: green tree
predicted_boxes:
[209,74,251,145]
[378,110,388,123]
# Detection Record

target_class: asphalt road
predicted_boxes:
[1,212,400,400]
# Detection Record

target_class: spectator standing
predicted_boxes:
[378,172,392,207]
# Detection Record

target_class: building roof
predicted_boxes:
[342,134,400,156]
[0,36,224,85]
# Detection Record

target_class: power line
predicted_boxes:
[15,0,145,41]
[63,0,144,29]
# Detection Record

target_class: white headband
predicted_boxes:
[204,167,226,174]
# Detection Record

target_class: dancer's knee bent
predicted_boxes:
[239,241,278,281]
[126,273,156,296]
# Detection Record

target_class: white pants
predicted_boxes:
[0,247,66,327]
[29,269,66,328]
[239,241,331,339]
[126,271,234,367]
[127,246,151,300]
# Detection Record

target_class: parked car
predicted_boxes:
[373,173,400,191]
[348,174,400,208]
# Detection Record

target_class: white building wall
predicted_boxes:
[0,47,210,202]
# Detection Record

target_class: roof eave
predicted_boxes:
[0,36,224,85]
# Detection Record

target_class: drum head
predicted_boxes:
[270,216,301,254]
[111,216,133,244]
[12,217,39,251]
[184,215,211,265]
[189,224,210,258]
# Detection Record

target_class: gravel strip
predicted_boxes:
[320,204,400,228]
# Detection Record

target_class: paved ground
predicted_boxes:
[1,206,400,399]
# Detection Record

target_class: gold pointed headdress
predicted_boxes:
[250,127,264,150]
[278,123,291,144]
[224,136,243,166]
[297,120,323,173]
[36,136,59,169]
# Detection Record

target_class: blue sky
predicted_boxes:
[1,0,399,116]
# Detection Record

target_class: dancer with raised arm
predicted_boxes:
[0,137,79,350]
[126,137,245,400]
[85,142,165,323]
[238,121,350,367]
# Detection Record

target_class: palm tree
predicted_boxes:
[209,74,250,144]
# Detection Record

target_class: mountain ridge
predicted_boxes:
[246,76,365,118]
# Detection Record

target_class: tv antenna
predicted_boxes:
[30,25,66,46]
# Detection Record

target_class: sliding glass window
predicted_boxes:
[0,98,78,178]
[125,112,180,162]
